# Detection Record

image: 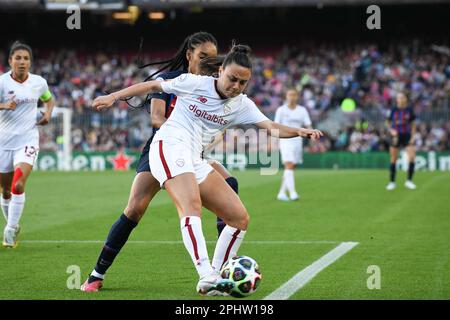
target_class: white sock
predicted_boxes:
[7,193,25,229]
[212,225,247,272]
[284,169,297,196]
[278,177,287,196]
[91,269,105,279]
[1,196,10,221]
[180,216,213,278]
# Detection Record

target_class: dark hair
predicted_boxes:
[199,55,225,77]
[140,31,218,81]
[122,31,217,110]
[222,43,252,70]
[9,41,33,61]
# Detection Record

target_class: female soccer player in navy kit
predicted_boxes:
[386,92,417,190]
[92,44,322,295]
[81,33,238,292]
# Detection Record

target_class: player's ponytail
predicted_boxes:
[139,31,218,81]
[9,41,33,61]
[223,42,252,70]
[121,31,217,111]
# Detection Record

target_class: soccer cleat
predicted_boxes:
[2,225,20,248]
[196,273,234,296]
[404,180,417,190]
[80,278,103,292]
[386,182,396,191]
[277,193,290,201]
[289,192,300,201]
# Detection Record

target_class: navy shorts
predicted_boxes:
[136,135,154,173]
[391,133,411,148]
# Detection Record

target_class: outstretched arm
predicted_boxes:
[255,120,323,140]
[92,80,164,111]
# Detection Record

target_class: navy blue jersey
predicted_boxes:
[149,70,186,136]
[388,106,416,134]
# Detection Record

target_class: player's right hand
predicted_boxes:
[299,128,323,140]
[92,94,116,111]
[2,95,17,111]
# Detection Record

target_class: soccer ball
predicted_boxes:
[220,255,262,298]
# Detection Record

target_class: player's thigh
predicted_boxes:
[199,170,248,229]
[125,172,160,221]
[0,172,14,195]
[389,146,399,162]
[164,172,202,218]
[13,145,38,180]
[13,163,33,185]
[406,145,416,161]
[209,160,231,179]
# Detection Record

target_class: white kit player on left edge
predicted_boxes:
[0,41,55,248]
[274,89,312,201]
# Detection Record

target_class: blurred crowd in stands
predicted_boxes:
[250,41,450,115]
[304,121,450,153]
[1,40,449,152]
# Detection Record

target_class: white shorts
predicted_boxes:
[279,140,303,164]
[0,145,39,173]
[149,138,214,188]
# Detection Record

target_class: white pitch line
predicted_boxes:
[20,240,339,245]
[263,241,359,300]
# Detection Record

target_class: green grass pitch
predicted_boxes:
[0,169,449,300]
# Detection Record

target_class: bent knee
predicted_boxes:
[234,210,249,231]
[124,203,148,222]
[188,198,202,215]
[176,197,202,217]
[12,181,25,194]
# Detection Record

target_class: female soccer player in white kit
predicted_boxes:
[274,88,312,201]
[0,41,55,247]
[93,44,322,295]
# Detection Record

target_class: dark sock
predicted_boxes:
[216,217,226,237]
[390,163,396,182]
[92,213,138,278]
[408,162,415,181]
[216,177,239,237]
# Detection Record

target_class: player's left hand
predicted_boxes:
[298,128,323,140]
[37,111,51,126]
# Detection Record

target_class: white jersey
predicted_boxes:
[274,104,312,144]
[155,73,269,156]
[0,71,49,150]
